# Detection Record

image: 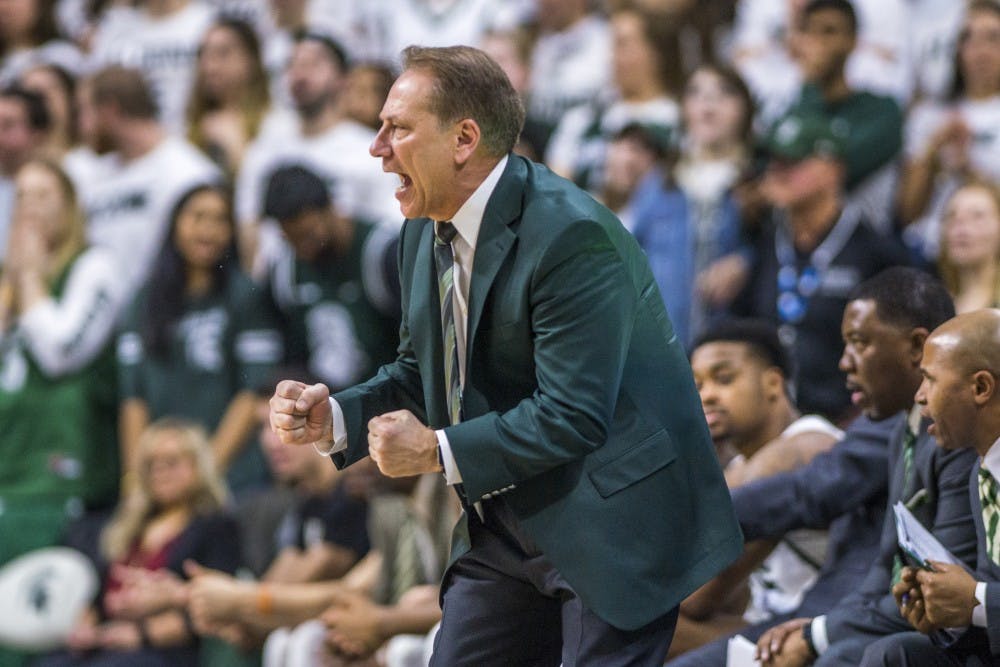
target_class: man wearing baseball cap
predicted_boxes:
[728,109,909,424]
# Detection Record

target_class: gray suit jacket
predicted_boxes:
[733,414,895,611]
[822,416,978,646]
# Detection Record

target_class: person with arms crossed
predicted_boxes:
[270,45,741,666]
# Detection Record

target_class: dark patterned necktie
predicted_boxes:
[979,467,1000,565]
[892,427,919,586]
[433,221,462,425]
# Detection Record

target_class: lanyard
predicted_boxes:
[775,206,860,325]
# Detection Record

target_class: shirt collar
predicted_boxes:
[983,436,1000,480]
[448,155,508,251]
[907,403,923,437]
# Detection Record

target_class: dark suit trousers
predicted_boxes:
[430,497,678,667]
[860,632,995,666]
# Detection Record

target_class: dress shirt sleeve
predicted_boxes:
[974,582,988,628]
[313,397,349,457]
[811,616,830,654]
[436,429,463,485]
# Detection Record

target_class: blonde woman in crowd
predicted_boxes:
[0,158,125,566]
[938,180,1000,313]
[36,418,240,667]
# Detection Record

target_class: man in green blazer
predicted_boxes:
[270,45,742,665]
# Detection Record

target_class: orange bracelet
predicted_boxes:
[256,584,273,615]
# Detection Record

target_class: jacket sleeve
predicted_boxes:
[734,413,897,540]
[332,220,426,469]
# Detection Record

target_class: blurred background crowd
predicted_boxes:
[0,0,997,665]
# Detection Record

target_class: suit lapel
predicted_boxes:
[465,157,524,367]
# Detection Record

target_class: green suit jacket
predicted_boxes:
[333,156,742,630]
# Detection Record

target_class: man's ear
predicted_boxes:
[973,370,997,406]
[909,328,929,366]
[762,367,785,402]
[453,118,481,165]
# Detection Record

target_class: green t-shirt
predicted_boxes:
[118,269,281,430]
[790,84,903,190]
[265,221,400,390]
[0,250,121,510]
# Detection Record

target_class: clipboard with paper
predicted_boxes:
[893,501,964,569]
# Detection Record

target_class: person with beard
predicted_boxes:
[235,31,400,276]
[72,66,219,301]
[260,165,400,393]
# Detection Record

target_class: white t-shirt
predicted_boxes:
[237,116,400,227]
[528,14,612,130]
[903,96,1000,258]
[731,0,912,126]
[739,414,844,624]
[351,0,524,64]
[79,136,219,297]
[89,2,216,134]
[236,117,401,274]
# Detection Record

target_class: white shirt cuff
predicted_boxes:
[313,397,349,457]
[811,616,829,655]
[973,582,988,628]
[436,429,463,485]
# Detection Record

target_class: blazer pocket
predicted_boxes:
[589,429,677,498]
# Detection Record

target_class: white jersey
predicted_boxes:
[89,2,216,134]
[527,14,612,130]
[352,0,522,64]
[741,415,844,624]
[237,116,400,228]
[79,136,219,297]
[7,247,127,380]
[903,96,1000,258]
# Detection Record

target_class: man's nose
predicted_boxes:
[370,127,389,158]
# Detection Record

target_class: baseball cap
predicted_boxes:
[766,111,847,163]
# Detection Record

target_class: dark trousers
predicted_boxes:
[430,497,678,667]
[860,632,995,667]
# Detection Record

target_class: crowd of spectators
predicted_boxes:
[0,0,998,665]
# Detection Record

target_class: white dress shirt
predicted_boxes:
[317,156,510,489]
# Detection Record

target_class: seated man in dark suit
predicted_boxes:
[863,309,1000,665]
[670,267,978,667]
